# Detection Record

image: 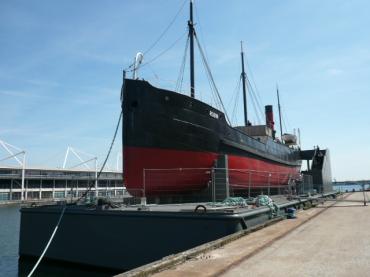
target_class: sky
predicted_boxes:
[0,0,369,180]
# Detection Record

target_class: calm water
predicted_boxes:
[0,205,119,277]
[0,205,20,277]
[333,184,370,192]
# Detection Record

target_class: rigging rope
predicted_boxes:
[147,64,178,86]
[246,77,263,124]
[194,3,222,106]
[277,91,290,133]
[227,75,241,108]
[246,59,264,112]
[143,0,187,55]
[147,63,160,80]
[194,34,231,124]
[198,51,221,110]
[27,110,123,276]
[124,0,188,74]
[77,111,123,202]
[224,48,265,126]
[275,85,293,135]
[192,1,211,104]
[127,31,187,73]
[241,54,265,124]
[193,1,210,63]
[246,77,263,121]
[231,76,242,125]
[175,34,190,92]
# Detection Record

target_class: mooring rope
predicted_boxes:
[27,204,66,277]
[26,111,123,276]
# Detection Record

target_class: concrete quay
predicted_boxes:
[151,192,370,277]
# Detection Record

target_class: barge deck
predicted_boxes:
[19,193,337,271]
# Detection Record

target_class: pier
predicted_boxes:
[119,192,369,277]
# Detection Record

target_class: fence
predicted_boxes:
[124,168,302,203]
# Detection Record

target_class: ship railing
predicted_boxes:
[123,188,146,205]
[216,168,298,199]
[299,174,315,195]
[129,168,302,204]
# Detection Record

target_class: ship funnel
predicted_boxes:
[133,52,144,79]
[265,105,275,138]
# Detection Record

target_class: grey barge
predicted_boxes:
[19,193,335,271]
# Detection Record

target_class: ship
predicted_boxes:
[121,0,302,197]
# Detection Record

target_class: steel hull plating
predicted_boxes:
[122,79,301,196]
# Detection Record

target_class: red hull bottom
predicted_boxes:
[124,147,300,196]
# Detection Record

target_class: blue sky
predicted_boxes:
[0,0,369,180]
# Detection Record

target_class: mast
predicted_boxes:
[240,41,248,126]
[188,0,195,98]
[277,84,283,139]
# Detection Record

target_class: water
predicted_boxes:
[333,184,370,192]
[0,205,119,277]
[0,205,20,277]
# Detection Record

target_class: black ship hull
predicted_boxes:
[122,79,301,196]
